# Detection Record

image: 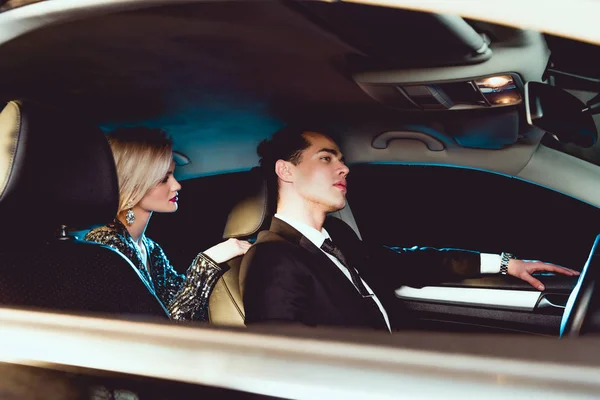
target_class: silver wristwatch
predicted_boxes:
[500,252,515,275]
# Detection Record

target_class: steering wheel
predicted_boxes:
[560,234,600,337]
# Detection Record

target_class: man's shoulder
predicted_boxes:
[243,229,310,270]
[255,229,287,244]
[252,230,301,255]
[241,230,310,288]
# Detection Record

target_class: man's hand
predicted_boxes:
[508,259,580,291]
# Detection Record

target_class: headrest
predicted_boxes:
[223,168,270,239]
[0,101,118,240]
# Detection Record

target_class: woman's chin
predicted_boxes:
[157,203,178,213]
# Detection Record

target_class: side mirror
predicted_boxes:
[525,82,598,148]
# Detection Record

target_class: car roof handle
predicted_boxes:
[371,130,445,151]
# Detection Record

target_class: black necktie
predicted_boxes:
[321,238,373,298]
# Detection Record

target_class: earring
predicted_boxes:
[125,209,135,225]
[125,202,135,225]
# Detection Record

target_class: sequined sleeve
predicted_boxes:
[151,243,229,322]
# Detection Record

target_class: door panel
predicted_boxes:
[394,275,579,335]
[401,299,564,335]
[396,285,542,311]
[438,275,579,291]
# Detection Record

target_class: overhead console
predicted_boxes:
[356,73,524,111]
[349,26,549,112]
[288,1,549,112]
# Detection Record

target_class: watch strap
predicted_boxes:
[500,252,515,275]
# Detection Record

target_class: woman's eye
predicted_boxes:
[160,175,169,183]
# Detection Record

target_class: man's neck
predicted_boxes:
[276,203,326,231]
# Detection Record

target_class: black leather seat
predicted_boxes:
[0,101,168,318]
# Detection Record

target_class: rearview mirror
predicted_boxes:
[525,82,597,147]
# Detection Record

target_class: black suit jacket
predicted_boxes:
[242,217,481,331]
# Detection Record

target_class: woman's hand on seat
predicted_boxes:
[203,238,253,264]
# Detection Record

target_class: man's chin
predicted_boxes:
[328,199,346,213]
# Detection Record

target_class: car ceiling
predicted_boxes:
[0,0,592,180]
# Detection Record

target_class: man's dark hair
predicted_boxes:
[257,124,339,211]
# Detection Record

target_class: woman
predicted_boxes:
[85,127,251,321]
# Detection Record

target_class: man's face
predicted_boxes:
[289,132,349,213]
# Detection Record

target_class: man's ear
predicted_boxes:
[275,159,294,183]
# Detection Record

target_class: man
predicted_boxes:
[242,125,579,331]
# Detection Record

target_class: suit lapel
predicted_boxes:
[258,217,388,330]
[267,218,385,312]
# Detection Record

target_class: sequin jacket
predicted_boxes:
[84,220,228,321]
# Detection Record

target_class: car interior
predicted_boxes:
[0,100,168,318]
[0,0,600,340]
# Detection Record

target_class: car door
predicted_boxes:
[347,163,597,335]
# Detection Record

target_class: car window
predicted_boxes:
[347,164,600,271]
[535,35,600,167]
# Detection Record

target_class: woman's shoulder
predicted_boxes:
[84,224,128,247]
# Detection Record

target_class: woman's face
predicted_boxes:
[138,163,181,213]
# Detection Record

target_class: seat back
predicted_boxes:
[208,169,269,326]
[208,258,246,326]
[0,101,167,318]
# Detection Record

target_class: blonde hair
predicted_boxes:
[106,127,174,218]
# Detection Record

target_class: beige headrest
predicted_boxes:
[223,178,269,239]
[0,101,21,201]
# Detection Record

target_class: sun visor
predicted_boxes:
[290,2,491,68]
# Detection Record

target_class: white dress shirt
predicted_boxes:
[274,214,503,332]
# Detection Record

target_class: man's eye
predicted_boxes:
[321,156,331,162]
